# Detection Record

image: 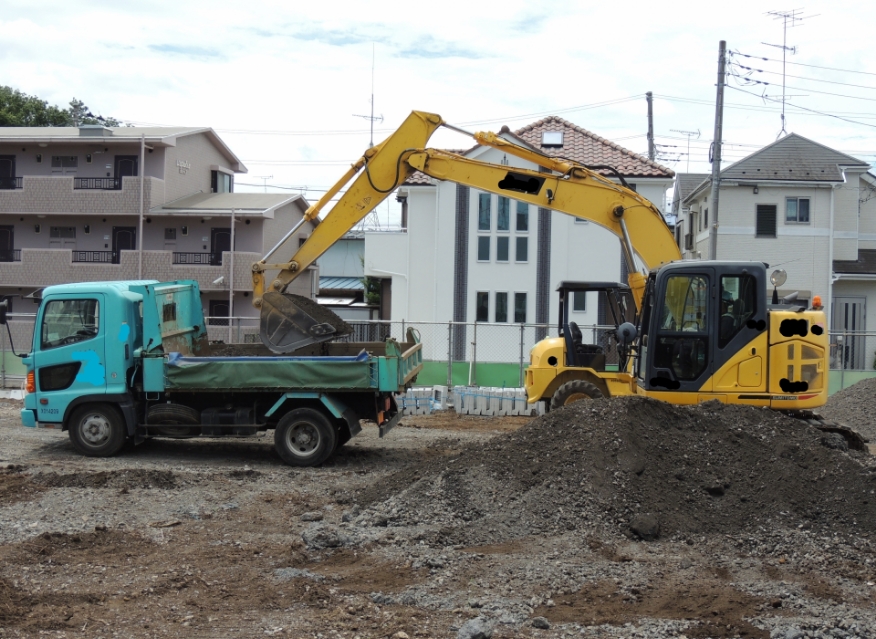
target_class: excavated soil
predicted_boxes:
[1,396,876,638]
[822,377,876,442]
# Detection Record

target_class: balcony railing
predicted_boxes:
[173,252,215,265]
[72,251,114,263]
[0,177,22,190]
[0,249,21,262]
[73,177,121,190]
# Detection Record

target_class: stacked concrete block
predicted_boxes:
[452,386,544,417]
[396,387,434,416]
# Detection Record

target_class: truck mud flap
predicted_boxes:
[379,395,402,438]
[260,292,352,353]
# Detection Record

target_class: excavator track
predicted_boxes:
[791,410,870,453]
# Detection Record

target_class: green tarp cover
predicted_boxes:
[164,353,375,391]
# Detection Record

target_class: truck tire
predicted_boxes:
[68,403,127,457]
[274,408,337,467]
[550,380,604,410]
[148,403,201,438]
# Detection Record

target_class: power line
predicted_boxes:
[733,50,876,78]
[725,84,876,130]
[731,62,876,92]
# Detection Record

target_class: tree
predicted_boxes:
[359,256,381,307]
[0,86,69,126]
[0,86,122,127]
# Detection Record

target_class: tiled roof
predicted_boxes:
[674,173,710,203]
[721,133,870,183]
[513,116,674,178]
[402,119,673,185]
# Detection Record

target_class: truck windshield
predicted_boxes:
[40,299,99,349]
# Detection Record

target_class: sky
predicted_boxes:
[2,0,875,225]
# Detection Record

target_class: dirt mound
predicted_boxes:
[358,397,876,545]
[35,469,178,490]
[822,378,876,442]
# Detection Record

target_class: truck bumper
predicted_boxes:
[20,408,36,428]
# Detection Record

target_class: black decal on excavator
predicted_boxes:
[779,378,809,393]
[811,325,824,335]
[780,319,808,337]
[651,377,681,390]
[746,319,767,331]
[498,172,544,195]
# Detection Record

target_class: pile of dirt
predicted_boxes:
[358,397,876,546]
[822,377,876,442]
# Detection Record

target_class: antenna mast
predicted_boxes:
[353,43,384,148]
[762,9,814,137]
[670,129,700,173]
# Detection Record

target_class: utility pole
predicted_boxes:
[646,92,655,161]
[708,41,726,262]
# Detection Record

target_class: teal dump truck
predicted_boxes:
[5,280,422,467]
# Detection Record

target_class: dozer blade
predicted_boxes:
[259,292,352,354]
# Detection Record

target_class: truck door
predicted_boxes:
[32,295,106,424]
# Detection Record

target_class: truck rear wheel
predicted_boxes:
[68,403,127,457]
[274,408,337,467]
[550,380,604,410]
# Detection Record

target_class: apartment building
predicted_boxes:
[0,125,317,332]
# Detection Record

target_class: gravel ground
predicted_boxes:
[1,393,876,639]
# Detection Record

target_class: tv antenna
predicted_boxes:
[353,43,384,148]
[762,9,817,138]
[255,175,273,193]
[670,129,700,172]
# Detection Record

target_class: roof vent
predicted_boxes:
[542,131,563,147]
[78,125,113,137]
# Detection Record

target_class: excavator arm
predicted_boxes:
[255,110,680,353]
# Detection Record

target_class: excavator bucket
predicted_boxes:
[259,292,352,354]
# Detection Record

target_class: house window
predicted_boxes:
[50,226,76,239]
[516,236,528,262]
[786,197,810,223]
[495,292,508,323]
[516,201,528,231]
[478,193,491,230]
[497,197,510,231]
[476,292,489,322]
[211,171,234,193]
[756,205,777,238]
[703,208,708,230]
[496,236,509,262]
[164,228,177,241]
[514,293,527,323]
[573,292,586,311]
[477,236,490,261]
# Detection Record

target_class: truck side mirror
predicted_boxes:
[0,299,7,325]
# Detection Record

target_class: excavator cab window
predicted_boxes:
[652,274,709,382]
[719,274,757,348]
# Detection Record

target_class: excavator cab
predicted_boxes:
[556,282,636,372]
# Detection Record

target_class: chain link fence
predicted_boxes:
[4,312,876,392]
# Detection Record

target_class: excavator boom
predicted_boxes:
[254,110,679,352]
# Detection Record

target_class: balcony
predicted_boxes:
[0,249,21,262]
[73,177,120,190]
[0,175,163,215]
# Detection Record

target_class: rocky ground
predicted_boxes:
[1,388,876,639]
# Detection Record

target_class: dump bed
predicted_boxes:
[161,334,423,392]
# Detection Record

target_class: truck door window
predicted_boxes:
[653,275,709,381]
[40,299,99,349]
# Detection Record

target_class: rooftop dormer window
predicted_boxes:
[542,131,564,147]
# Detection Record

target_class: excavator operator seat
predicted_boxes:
[568,321,606,370]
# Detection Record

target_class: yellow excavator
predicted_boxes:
[251,111,860,448]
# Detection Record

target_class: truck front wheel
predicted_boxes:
[550,380,604,410]
[68,403,127,457]
[274,408,337,467]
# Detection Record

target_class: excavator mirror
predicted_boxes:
[617,322,637,345]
